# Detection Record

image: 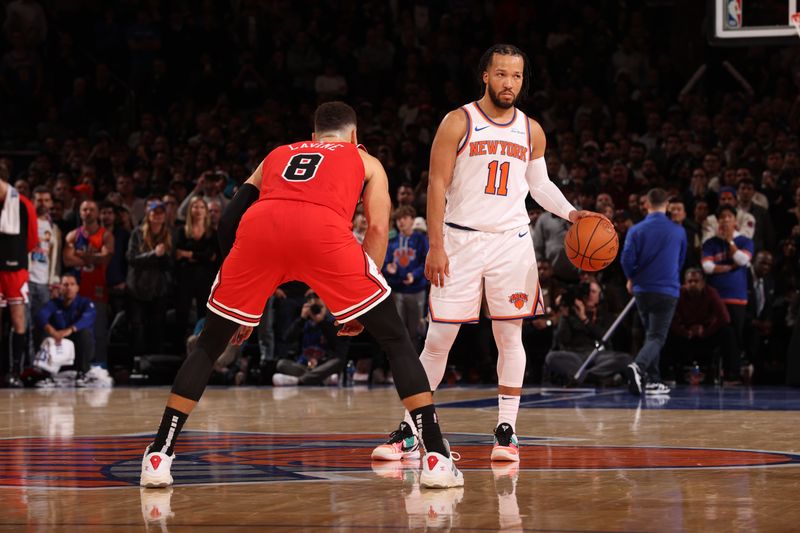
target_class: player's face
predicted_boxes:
[484,54,524,109]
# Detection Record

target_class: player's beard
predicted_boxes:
[488,85,518,109]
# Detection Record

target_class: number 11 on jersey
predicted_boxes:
[484,160,509,196]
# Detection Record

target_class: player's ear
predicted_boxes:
[311,132,317,141]
[350,127,358,145]
[482,70,489,85]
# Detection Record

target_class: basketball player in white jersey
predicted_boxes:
[372,44,592,462]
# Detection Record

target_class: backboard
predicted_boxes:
[709,0,799,46]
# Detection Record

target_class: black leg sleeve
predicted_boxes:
[358,296,430,399]
[171,312,240,401]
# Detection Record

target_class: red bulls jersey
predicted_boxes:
[258,141,365,223]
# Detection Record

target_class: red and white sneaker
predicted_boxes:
[371,422,421,461]
[420,440,464,489]
[140,445,175,488]
[490,423,520,462]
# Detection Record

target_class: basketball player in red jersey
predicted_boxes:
[372,45,594,463]
[140,102,462,490]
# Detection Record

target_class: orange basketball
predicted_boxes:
[564,215,618,272]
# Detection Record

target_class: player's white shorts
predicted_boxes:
[429,224,544,323]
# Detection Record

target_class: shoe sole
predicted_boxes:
[645,391,671,396]
[624,365,642,396]
[140,476,173,488]
[490,447,520,462]
[371,447,421,461]
[420,474,465,489]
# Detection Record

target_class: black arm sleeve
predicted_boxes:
[217,183,260,257]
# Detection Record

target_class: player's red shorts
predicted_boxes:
[0,269,29,307]
[207,200,391,326]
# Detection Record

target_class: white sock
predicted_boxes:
[497,394,520,429]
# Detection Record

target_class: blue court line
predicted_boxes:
[436,386,800,411]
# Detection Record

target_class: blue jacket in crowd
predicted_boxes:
[621,212,687,298]
[36,295,97,332]
[382,231,429,294]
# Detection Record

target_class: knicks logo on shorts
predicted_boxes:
[508,292,528,310]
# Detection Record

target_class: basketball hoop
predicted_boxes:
[792,13,800,39]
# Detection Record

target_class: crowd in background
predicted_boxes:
[0,0,798,387]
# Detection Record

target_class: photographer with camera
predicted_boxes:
[272,292,349,386]
[544,280,631,386]
[177,170,229,223]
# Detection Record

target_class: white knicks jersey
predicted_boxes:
[445,102,532,233]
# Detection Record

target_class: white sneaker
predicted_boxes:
[140,486,174,525]
[140,445,175,488]
[420,440,464,489]
[645,382,671,395]
[272,373,300,386]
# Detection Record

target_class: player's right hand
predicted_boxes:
[425,247,450,287]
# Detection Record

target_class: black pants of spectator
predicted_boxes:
[129,296,167,355]
[274,295,304,358]
[663,326,736,382]
[67,328,95,374]
[276,357,345,385]
[93,300,108,367]
[725,303,747,378]
[544,349,631,386]
[633,292,678,382]
[175,277,212,348]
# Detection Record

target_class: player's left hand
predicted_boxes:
[336,320,364,337]
[230,326,254,346]
[569,210,600,223]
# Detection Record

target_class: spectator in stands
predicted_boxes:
[702,205,754,382]
[668,196,701,271]
[382,205,428,350]
[272,293,348,386]
[174,196,219,346]
[126,199,172,355]
[533,209,577,283]
[522,258,561,384]
[745,251,777,382]
[35,273,96,380]
[28,186,60,348]
[702,187,755,243]
[63,200,114,369]
[666,268,733,383]
[99,202,129,323]
[395,182,415,208]
[736,176,774,252]
[177,171,228,221]
[544,281,631,386]
[116,174,146,225]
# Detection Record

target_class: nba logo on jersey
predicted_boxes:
[726,0,742,28]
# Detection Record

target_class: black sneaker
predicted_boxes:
[625,363,645,396]
[491,423,519,462]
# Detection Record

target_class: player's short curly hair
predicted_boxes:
[314,101,357,135]
[477,44,531,100]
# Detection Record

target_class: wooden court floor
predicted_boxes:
[1,385,799,532]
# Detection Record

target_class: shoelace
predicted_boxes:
[386,429,410,444]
